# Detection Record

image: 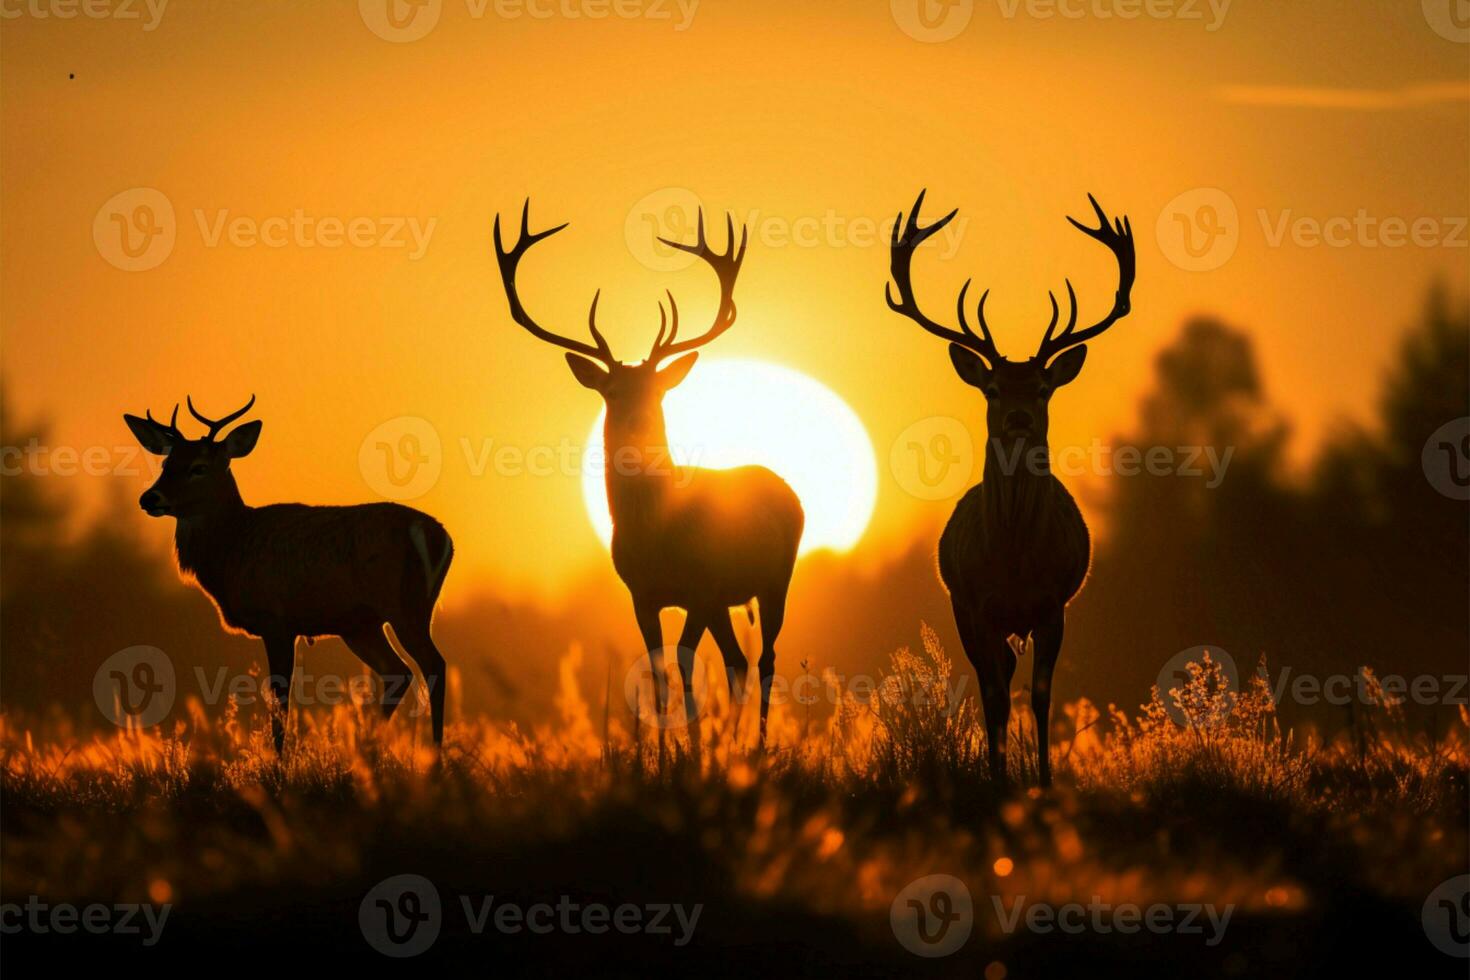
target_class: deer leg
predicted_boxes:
[341,627,413,725]
[755,590,788,746]
[1030,608,1065,788]
[633,600,668,719]
[675,611,708,731]
[263,634,297,754]
[978,633,1014,785]
[953,599,1012,784]
[392,622,448,746]
[706,610,749,706]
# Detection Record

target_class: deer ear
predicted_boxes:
[124,414,176,456]
[1047,346,1087,387]
[566,353,610,392]
[656,353,698,390]
[223,420,262,458]
[948,345,991,389]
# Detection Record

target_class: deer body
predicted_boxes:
[125,398,452,751]
[610,465,802,611]
[175,502,452,641]
[939,460,1090,640]
[495,202,803,742]
[887,190,1135,785]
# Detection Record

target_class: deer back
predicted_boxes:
[179,502,450,638]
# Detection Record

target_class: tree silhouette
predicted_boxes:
[1068,286,1469,730]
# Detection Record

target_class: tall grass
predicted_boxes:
[2,631,1465,941]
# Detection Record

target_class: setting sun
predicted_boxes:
[581,358,878,555]
[3,1,1466,972]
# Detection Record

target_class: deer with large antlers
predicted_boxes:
[886,190,1135,786]
[123,397,454,751]
[493,202,804,743]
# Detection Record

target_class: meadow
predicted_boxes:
[2,635,1465,976]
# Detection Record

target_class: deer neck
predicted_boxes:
[982,434,1053,528]
[173,480,250,582]
[602,412,677,533]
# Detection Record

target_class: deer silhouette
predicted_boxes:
[886,190,1135,786]
[493,201,804,743]
[123,397,453,751]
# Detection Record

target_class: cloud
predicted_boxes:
[1212,81,1470,110]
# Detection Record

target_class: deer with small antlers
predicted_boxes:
[492,202,804,743]
[123,397,454,751]
[886,190,1135,786]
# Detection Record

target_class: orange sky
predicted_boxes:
[3,0,1466,598]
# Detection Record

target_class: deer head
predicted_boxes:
[123,396,260,517]
[887,190,1135,448]
[493,201,747,461]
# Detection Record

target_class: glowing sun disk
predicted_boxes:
[581,359,877,556]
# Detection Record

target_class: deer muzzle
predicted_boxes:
[139,489,170,517]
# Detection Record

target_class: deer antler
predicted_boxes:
[886,190,1005,366]
[146,404,185,441]
[646,210,748,364]
[187,394,256,441]
[1033,194,1135,366]
[494,200,615,365]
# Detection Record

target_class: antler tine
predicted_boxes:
[956,279,995,351]
[1037,279,1079,353]
[648,208,747,362]
[186,393,256,441]
[147,404,184,438]
[652,301,667,352]
[964,285,1002,356]
[647,289,679,357]
[1036,194,1135,364]
[887,190,1004,365]
[493,199,615,365]
[585,289,614,355]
